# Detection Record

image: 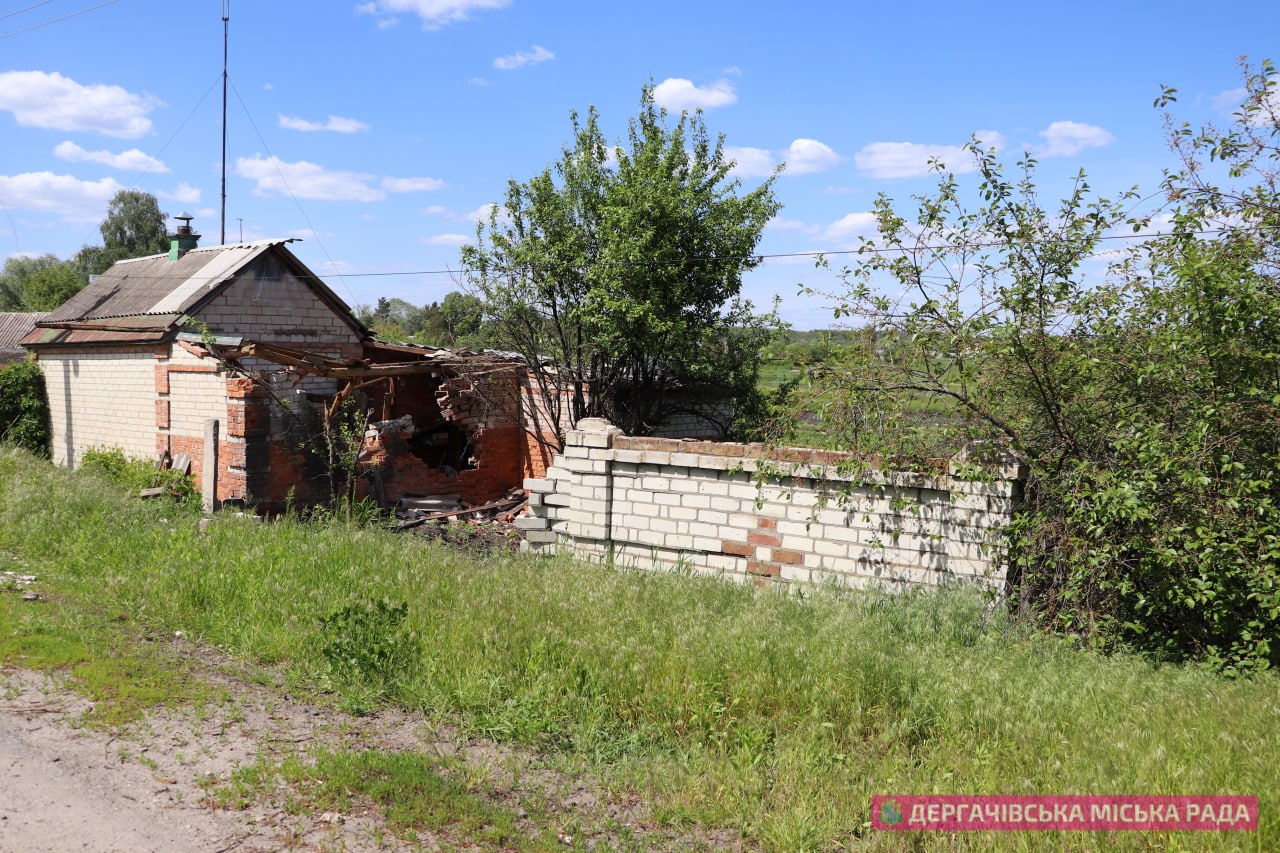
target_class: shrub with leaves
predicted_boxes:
[0,360,50,457]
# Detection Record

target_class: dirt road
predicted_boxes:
[0,667,400,852]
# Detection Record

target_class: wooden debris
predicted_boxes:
[393,493,526,531]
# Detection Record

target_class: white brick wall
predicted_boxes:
[169,371,226,436]
[523,420,1025,592]
[41,350,158,466]
[196,270,361,347]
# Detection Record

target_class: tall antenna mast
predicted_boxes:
[220,1,229,245]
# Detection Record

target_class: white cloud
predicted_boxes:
[1212,85,1280,125]
[725,146,777,178]
[52,141,169,173]
[287,228,332,242]
[651,78,736,111]
[855,142,975,179]
[823,212,878,246]
[765,216,813,233]
[356,0,510,30]
[726,138,840,179]
[235,155,384,202]
[420,202,504,225]
[467,77,493,87]
[422,233,473,246]
[1036,121,1113,158]
[158,182,201,205]
[465,202,507,224]
[0,171,123,216]
[278,114,370,133]
[493,45,555,70]
[0,71,160,139]
[854,130,1004,179]
[784,139,840,175]
[382,177,446,193]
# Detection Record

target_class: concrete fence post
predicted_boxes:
[203,418,219,513]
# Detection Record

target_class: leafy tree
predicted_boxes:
[74,189,169,277]
[461,87,781,446]
[798,60,1280,674]
[0,254,83,311]
[439,291,483,341]
[360,297,426,342]
[413,300,450,346]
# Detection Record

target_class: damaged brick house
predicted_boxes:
[21,218,552,510]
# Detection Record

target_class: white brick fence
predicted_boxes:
[520,418,1027,590]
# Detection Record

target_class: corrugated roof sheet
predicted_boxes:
[0,312,49,361]
[43,240,281,323]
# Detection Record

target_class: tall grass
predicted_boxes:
[1,446,1276,851]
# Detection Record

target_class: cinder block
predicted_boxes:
[581,431,613,448]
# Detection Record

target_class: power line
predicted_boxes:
[56,225,1239,287]
[0,0,56,23]
[0,0,118,39]
[227,80,358,305]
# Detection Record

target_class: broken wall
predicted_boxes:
[360,367,527,506]
[523,419,1025,591]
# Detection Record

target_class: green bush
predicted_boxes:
[79,446,199,510]
[0,359,49,457]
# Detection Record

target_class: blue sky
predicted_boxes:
[1,0,1276,328]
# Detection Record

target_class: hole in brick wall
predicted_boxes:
[361,373,483,477]
[405,420,476,472]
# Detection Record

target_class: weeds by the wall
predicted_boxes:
[79,446,200,512]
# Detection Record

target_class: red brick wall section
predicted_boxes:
[169,434,205,487]
[221,377,321,508]
[523,430,555,480]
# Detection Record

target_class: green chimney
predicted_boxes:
[168,213,201,261]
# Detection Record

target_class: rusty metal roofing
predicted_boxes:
[43,240,282,324]
[0,312,49,361]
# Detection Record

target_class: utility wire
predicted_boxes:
[228,80,358,305]
[0,0,118,39]
[56,226,1240,285]
[0,0,56,23]
[68,72,223,253]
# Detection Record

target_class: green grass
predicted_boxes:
[1,445,1278,851]
[220,749,562,850]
